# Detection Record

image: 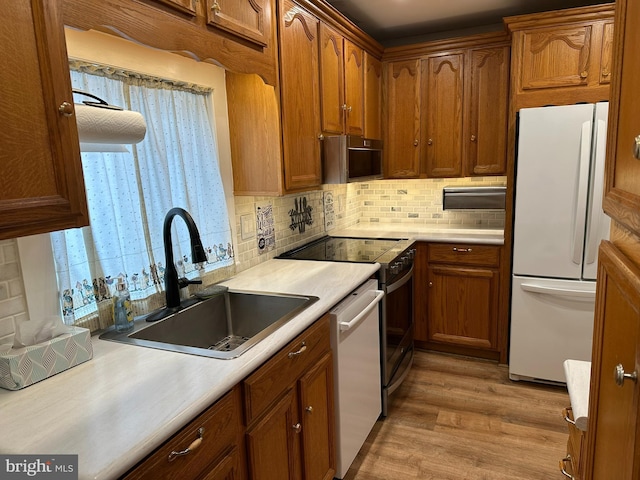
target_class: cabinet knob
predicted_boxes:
[211,1,221,13]
[615,363,638,387]
[168,427,205,462]
[292,423,302,433]
[413,140,419,146]
[318,133,325,141]
[634,135,640,160]
[427,139,433,145]
[342,104,348,111]
[579,71,588,79]
[428,281,433,287]
[58,102,74,117]
[602,71,610,77]
[305,406,314,414]
[470,135,477,142]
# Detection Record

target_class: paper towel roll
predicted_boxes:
[75,104,147,145]
[563,359,591,431]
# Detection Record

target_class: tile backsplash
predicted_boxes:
[0,176,505,339]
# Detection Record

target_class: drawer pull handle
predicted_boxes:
[288,341,307,358]
[452,247,472,253]
[559,455,575,479]
[615,363,638,386]
[634,135,640,160]
[292,422,302,433]
[562,407,576,426]
[168,427,205,462]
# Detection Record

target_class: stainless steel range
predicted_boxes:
[277,236,415,416]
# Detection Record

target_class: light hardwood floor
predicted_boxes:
[345,350,570,480]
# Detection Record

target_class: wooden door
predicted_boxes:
[0,0,88,240]
[298,352,335,480]
[384,59,421,178]
[343,40,364,136]
[319,23,344,135]
[427,264,498,350]
[363,52,382,140]
[520,24,593,90]
[206,0,269,47]
[603,0,640,236]
[599,20,614,85]
[465,46,509,176]
[423,53,464,177]
[278,0,322,192]
[246,389,302,480]
[585,241,640,479]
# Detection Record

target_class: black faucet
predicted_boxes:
[147,207,207,322]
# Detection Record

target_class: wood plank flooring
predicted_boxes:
[344,350,570,480]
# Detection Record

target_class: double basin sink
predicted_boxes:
[99,289,318,359]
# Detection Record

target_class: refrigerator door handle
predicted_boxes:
[585,119,608,266]
[520,282,595,302]
[571,121,592,265]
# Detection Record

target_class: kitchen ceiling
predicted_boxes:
[325,0,612,46]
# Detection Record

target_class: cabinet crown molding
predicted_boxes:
[504,3,615,32]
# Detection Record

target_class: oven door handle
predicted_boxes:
[339,289,384,331]
[385,263,415,295]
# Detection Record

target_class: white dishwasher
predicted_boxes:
[329,279,384,479]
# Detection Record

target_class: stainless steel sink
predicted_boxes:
[99,290,318,359]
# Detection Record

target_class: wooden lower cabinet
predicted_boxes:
[244,316,335,480]
[123,317,335,480]
[414,242,502,360]
[560,407,585,479]
[123,386,246,480]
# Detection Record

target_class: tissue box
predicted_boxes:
[0,327,93,390]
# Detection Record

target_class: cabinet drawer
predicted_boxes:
[244,315,330,425]
[428,244,500,267]
[124,387,242,480]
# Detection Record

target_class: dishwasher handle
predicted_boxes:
[339,290,384,331]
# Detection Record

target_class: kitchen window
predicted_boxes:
[50,64,234,330]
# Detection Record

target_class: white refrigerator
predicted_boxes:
[509,102,610,384]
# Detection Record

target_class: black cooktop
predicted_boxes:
[277,236,406,263]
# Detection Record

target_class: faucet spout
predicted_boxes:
[161,207,207,311]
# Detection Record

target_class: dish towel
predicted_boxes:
[563,359,591,431]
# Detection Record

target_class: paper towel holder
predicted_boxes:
[72,89,123,111]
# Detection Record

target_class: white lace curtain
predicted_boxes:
[52,67,234,327]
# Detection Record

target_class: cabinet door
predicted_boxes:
[246,389,302,480]
[206,0,269,47]
[319,23,344,135]
[423,53,464,177]
[603,0,640,237]
[0,0,88,240]
[427,264,498,350]
[364,53,382,140]
[520,24,592,90]
[298,352,335,480]
[465,46,509,176]
[599,20,614,84]
[201,447,244,480]
[384,59,421,178]
[585,241,640,479]
[344,40,364,136]
[279,0,322,191]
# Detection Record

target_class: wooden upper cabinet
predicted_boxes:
[465,46,510,176]
[344,39,364,136]
[364,52,382,140]
[319,23,344,135]
[384,59,421,178]
[278,0,322,192]
[205,0,269,47]
[0,0,88,240]
[423,53,464,178]
[603,0,640,239]
[505,3,615,110]
[319,25,364,136]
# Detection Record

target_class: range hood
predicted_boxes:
[443,186,506,210]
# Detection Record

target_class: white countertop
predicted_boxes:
[330,223,504,245]
[0,259,378,480]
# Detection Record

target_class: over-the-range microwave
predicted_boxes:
[323,135,383,183]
